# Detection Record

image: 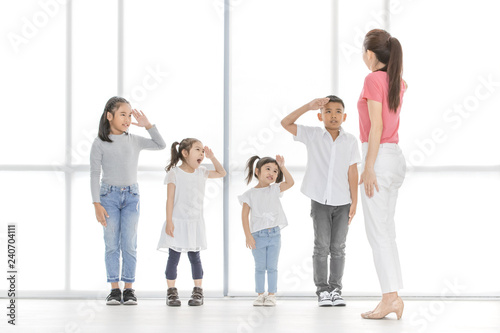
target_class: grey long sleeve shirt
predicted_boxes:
[90,125,166,203]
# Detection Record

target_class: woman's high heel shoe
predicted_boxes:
[361,296,404,320]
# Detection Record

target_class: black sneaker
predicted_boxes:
[123,288,138,305]
[106,288,122,305]
[188,287,204,306]
[167,287,181,306]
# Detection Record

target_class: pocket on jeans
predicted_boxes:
[100,187,111,198]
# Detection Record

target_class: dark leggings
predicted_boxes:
[165,249,204,280]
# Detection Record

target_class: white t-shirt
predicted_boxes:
[157,166,209,252]
[293,125,361,206]
[238,183,288,233]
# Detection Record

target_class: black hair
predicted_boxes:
[165,138,201,172]
[244,155,283,185]
[98,96,130,142]
[325,95,345,109]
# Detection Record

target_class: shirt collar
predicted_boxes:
[321,126,345,140]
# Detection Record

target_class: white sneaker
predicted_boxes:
[318,291,332,306]
[331,289,346,306]
[263,294,276,307]
[253,294,266,306]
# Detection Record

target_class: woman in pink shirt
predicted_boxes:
[358,29,407,320]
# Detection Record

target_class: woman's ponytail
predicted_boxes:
[245,155,260,185]
[387,36,403,112]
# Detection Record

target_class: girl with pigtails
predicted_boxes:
[157,138,226,306]
[238,155,294,306]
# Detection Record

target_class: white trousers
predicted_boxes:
[360,143,406,294]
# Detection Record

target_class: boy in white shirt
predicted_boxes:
[281,95,360,306]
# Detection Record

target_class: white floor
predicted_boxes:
[2,298,499,333]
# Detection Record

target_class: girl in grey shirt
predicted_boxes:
[90,96,166,305]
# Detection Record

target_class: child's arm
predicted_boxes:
[276,155,294,192]
[348,163,359,225]
[165,183,175,237]
[281,98,330,136]
[242,203,255,249]
[204,146,227,178]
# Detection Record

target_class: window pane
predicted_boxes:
[392,0,500,166]
[71,0,118,165]
[123,0,224,166]
[228,0,333,294]
[72,171,224,294]
[0,172,65,290]
[0,1,65,165]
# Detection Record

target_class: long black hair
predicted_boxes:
[98,96,130,142]
[363,29,403,112]
[165,138,201,172]
[244,155,283,185]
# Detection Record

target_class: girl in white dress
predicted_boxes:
[157,138,226,306]
[238,155,294,306]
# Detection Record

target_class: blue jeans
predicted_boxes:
[251,226,281,294]
[100,183,140,283]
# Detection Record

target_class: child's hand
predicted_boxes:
[275,155,285,168]
[307,98,330,110]
[348,204,356,225]
[131,109,152,129]
[204,146,215,159]
[166,221,175,237]
[94,203,109,227]
[246,235,256,250]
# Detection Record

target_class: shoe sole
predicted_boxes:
[106,300,121,305]
[318,302,333,307]
[167,304,181,307]
[333,302,346,306]
[123,300,137,305]
[253,303,264,306]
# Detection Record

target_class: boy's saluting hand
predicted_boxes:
[307,97,330,110]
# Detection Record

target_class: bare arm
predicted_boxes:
[241,203,255,249]
[281,98,330,136]
[359,99,383,198]
[348,163,358,224]
[165,183,175,237]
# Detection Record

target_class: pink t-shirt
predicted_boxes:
[357,71,406,144]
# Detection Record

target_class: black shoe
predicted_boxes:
[167,287,181,306]
[123,288,138,305]
[106,288,122,305]
[188,287,204,306]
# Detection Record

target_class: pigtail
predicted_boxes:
[166,142,181,172]
[245,155,260,185]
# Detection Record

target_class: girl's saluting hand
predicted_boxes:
[204,146,214,159]
[131,109,153,129]
[275,155,285,168]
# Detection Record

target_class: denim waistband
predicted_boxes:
[252,226,280,236]
[100,182,139,193]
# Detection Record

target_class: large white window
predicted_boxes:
[1,0,498,297]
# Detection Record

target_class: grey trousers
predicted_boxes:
[311,200,350,295]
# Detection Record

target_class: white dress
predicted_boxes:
[157,166,209,252]
[238,183,288,233]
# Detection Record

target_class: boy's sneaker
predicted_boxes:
[318,291,333,307]
[253,294,266,306]
[106,288,122,305]
[331,289,346,306]
[263,294,277,307]
[123,288,138,305]
[167,287,181,306]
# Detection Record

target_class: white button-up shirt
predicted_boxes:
[294,125,361,206]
